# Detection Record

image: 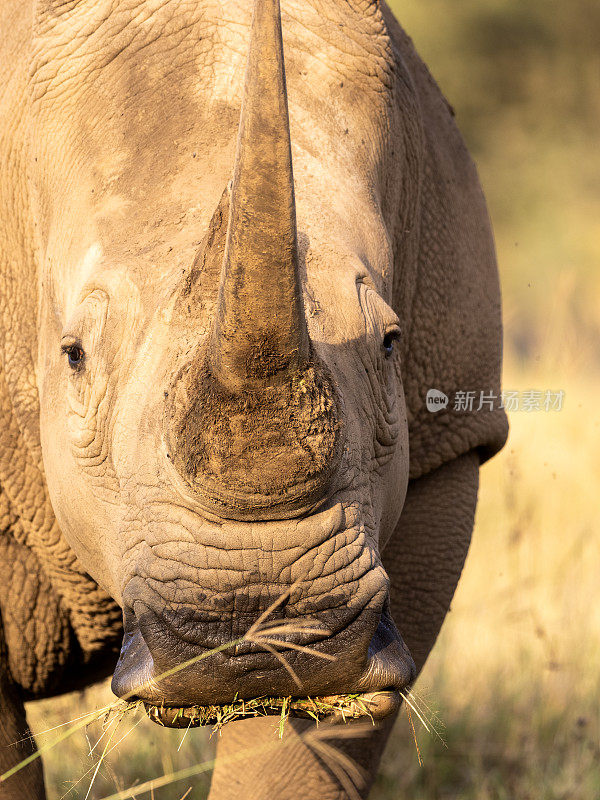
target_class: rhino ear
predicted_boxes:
[207,0,310,392]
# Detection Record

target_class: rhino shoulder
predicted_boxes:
[383,4,509,479]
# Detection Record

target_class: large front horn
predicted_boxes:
[167,0,342,520]
[209,0,309,391]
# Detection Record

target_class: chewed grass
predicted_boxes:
[141,692,376,733]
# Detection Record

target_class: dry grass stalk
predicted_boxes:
[303,722,373,800]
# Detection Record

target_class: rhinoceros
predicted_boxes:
[0,0,507,796]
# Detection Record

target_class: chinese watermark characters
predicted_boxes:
[426,388,564,413]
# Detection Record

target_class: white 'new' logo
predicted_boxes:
[426,389,449,413]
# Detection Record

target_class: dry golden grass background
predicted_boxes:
[24,0,600,797]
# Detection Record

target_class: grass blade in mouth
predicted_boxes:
[142,693,378,730]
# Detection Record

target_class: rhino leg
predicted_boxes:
[208,713,397,800]
[383,450,480,673]
[0,624,44,800]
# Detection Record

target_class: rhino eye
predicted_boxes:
[62,343,86,371]
[382,328,401,358]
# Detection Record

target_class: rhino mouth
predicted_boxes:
[112,607,415,725]
[142,689,403,729]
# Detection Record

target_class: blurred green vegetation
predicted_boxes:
[393,0,600,373]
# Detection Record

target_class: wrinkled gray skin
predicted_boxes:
[0,0,507,797]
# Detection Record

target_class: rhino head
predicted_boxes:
[34,0,415,718]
